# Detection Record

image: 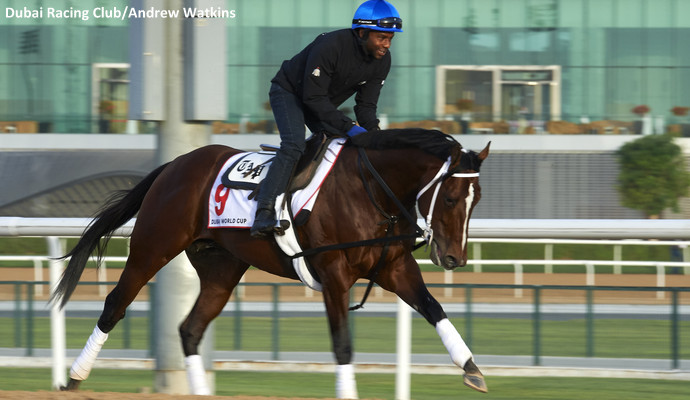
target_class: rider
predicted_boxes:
[250,0,403,237]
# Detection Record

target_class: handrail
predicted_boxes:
[3,217,690,239]
[3,254,687,299]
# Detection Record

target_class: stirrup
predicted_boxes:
[250,219,291,237]
[250,208,291,237]
[276,219,290,235]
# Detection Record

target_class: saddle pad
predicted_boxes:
[220,151,274,190]
[208,138,346,229]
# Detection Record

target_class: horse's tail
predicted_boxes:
[51,162,170,309]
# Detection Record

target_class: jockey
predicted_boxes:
[250,0,403,237]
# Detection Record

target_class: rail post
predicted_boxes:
[533,286,541,366]
[465,285,473,348]
[33,258,43,296]
[349,288,356,348]
[472,242,482,272]
[444,270,453,298]
[14,283,21,348]
[656,264,665,300]
[544,243,553,273]
[586,263,595,286]
[671,289,679,369]
[25,282,34,357]
[122,311,131,349]
[515,263,523,298]
[148,282,156,358]
[395,297,412,400]
[234,285,242,350]
[613,244,622,274]
[586,288,594,357]
[47,235,66,390]
[271,284,280,360]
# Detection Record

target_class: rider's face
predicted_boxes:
[360,30,395,59]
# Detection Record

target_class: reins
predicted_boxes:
[291,145,429,310]
[347,147,427,310]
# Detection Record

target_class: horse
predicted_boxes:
[51,128,490,398]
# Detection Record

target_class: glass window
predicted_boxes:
[92,64,129,134]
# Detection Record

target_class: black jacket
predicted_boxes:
[272,29,391,134]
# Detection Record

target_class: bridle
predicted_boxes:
[415,152,479,245]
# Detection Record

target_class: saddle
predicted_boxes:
[265,131,337,192]
[222,131,338,199]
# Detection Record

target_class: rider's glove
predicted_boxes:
[346,125,367,137]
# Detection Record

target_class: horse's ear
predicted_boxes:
[478,142,491,161]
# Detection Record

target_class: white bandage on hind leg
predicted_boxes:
[185,354,211,395]
[70,325,109,381]
[335,364,359,399]
[435,318,473,368]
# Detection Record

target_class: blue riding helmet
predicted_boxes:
[352,0,403,33]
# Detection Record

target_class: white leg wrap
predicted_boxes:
[185,355,211,395]
[335,364,358,399]
[435,318,473,368]
[69,325,108,381]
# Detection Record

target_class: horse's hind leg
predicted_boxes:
[64,228,193,390]
[180,240,250,395]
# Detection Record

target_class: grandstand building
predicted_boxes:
[1,0,689,218]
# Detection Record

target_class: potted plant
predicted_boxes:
[631,105,651,135]
[671,106,688,117]
[632,104,650,116]
[671,106,690,137]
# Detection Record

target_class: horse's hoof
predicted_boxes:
[59,378,81,391]
[463,359,488,393]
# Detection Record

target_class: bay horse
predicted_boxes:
[52,128,490,398]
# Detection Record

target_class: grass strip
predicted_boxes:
[2,316,687,360]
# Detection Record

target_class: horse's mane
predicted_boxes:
[349,128,461,161]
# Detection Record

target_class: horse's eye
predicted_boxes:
[444,197,457,207]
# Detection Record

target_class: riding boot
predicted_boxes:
[250,153,296,237]
[250,206,278,237]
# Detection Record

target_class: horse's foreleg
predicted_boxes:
[409,288,486,392]
[322,284,358,399]
[379,263,487,393]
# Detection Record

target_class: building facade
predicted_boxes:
[1,0,689,133]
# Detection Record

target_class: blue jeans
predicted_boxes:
[255,83,308,209]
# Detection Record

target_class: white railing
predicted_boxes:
[4,217,690,238]
[2,218,689,299]
[0,255,127,297]
[3,217,690,392]
[3,241,688,299]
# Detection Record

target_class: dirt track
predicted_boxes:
[0,393,361,400]
[3,267,689,304]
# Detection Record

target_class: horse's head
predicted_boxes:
[419,142,490,270]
